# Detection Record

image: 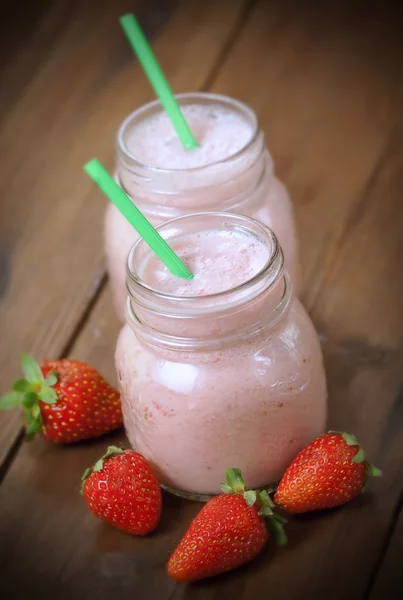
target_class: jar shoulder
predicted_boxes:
[116,301,325,392]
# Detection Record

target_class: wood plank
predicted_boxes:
[370,502,403,599]
[0,435,201,600]
[1,1,403,598]
[0,0,80,118]
[0,0,51,66]
[1,296,401,599]
[0,0,148,468]
[209,0,403,309]
[0,289,196,600]
[0,0,250,467]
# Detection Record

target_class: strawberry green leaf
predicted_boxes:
[341,432,359,447]
[367,464,382,477]
[12,379,30,393]
[244,490,257,507]
[94,446,124,471]
[225,468,245,494]
[267,516,288,547]
[0,392,21,410]
[45,371,58,387]
[352,447,366,463]
[259,489,275,508]
[22,392,38,409]
[38,386,58,404]
[258,505,274,518]
[21,354,44,384]
[81,446,125,494]
[92,457,105,473]
[220,483,234,494]
[81,468,93,490]
[272,512,287,525]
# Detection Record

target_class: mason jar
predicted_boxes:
[115,213,326,501]
[105,92,300,321]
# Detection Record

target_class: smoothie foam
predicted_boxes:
[139,229,271,297]
[125,103,253,170]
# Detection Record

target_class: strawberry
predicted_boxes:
[167,469,287,581]
[274,431,382,513]
[0,354,122,443]
[81,446,162,535]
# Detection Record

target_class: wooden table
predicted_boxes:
[1,0,402,598]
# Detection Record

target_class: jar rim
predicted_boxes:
[117,92,260,174]
[125,273,292,351]
[126,212,283,310]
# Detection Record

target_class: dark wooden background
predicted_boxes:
[0,0,402,598]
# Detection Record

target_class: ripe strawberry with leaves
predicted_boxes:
[167,468,287,581]
[0,354,122,443]
[274,431,382,513]
[81,446,162,535]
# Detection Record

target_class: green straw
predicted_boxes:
[84,159,194,280]
[120,13,198,150]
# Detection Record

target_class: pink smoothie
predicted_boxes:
[140,229,271,296]
[105,93,300,321]
[115,216,326,497]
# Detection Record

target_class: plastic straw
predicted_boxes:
[120,13,198,150]
[84,159,194,279]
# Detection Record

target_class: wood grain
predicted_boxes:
[370,500,403,599]
[2,306,401,599]
[210,0,403,312]
[1,0,402,598]
[0,288,198,599]
[0,0,80,118]
[0,0,250,468]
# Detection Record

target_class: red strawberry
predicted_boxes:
[81,446,162,535]
[274,431,382,513]
[167,468,287,581]
[0,354,122,443]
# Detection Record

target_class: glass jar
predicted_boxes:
[105,92,300,322]
[115,213,326,501]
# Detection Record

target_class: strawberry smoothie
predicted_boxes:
[105,93,300,322]
[115,213,327,499]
